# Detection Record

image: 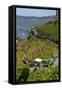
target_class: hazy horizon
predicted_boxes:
[16,15,56,17]
[16,8,56,17]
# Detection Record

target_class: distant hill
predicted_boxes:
[16,15,57,32]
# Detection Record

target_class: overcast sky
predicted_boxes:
[16,8,56,17]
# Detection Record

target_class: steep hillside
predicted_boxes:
[36,20,59,44]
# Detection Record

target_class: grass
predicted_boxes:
[16,20,59,82]
[27,66,59,81]
[36,20,59,43]
[16,64,59,82]
[16,38,58,82]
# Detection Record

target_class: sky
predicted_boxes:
[16,8,56,17]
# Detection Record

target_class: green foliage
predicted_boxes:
[36,20,59,43]
[16,38,58,82]
[16,20,59,82]
[27,66,59,81]
[16,67,29,82]
[16,65,59,82]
